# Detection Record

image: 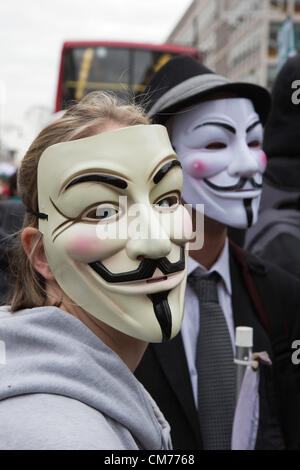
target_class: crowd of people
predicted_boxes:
[0,53,300,450]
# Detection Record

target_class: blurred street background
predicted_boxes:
[0,0,298,189]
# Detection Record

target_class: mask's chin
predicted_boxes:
[182,179,261,229]
[51,258,186,343]
[86,285,185,343]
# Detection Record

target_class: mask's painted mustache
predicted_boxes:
[203,177,262,192]
[89,246,185,283]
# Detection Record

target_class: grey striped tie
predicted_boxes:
[188,269,236,449]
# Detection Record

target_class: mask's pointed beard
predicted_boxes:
[243,198,253,227]
[147,290,172,342]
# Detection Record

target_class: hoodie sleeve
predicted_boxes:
[0,393,139,450]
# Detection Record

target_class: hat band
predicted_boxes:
[148,73,229,118]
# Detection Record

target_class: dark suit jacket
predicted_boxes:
[135,243,300,449]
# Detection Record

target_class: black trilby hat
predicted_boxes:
[143,55,271,125]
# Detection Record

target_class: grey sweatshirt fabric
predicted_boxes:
[0,305,172,450]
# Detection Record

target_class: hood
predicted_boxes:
[244,204,300,254]
[263,54,300,191]
[263,54,300,160]
[0,306,170,450]
[263,158,300,192]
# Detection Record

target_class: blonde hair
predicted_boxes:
[9,92,149,312]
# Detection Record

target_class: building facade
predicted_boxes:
[167,0,300,89]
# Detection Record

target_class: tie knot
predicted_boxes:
[188,270,219,303]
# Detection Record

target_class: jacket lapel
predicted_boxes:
[151,333,202,446]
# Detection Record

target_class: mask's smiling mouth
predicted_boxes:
[199,176,262,200]
[115,270,180,286]
[135,269,179,285]
[147,276,168,284]
[99,269,185,294]
[203,176,262,192]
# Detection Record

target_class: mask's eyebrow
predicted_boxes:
[246,120,261,133]
[193,121,236,134]
[64,174,128,191]
[153,160,182,184]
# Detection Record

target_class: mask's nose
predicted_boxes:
[227,140,259,179]
[126,206,172,261]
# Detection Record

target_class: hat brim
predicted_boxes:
[148,81,271,125]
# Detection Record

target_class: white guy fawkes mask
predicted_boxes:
[172,98,267,228]
[37,125,192,342]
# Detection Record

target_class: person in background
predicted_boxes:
[0,197,25,303]
[0,171,25,302]
[0,174,10,200]
[0,171,25,303]
[0,92,192,450]
[245,54,300,278]
[135,55,300,450]
[8,170,21,200]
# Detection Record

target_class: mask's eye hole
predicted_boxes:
[155,194,179,210]
[248,140,261,148]
[205,142,227,150]
[83,204,118,221]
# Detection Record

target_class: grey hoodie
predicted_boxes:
[0,306,172,450]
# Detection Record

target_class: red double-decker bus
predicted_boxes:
[55,41,201,111]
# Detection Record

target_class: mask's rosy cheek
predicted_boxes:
[67,234,101,263]
[187,160,207,179]
[260,151,267,172]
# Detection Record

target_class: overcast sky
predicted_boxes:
[0,0,192,128]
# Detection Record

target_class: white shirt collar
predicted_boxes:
[187,238,232,296]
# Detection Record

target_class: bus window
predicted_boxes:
[56,42,201,111]
[62,46,130,108]
[132,50,174,92]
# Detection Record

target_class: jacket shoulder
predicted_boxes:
[233,246,300,344]
[231,242,300,292]
[242,247,300,291]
